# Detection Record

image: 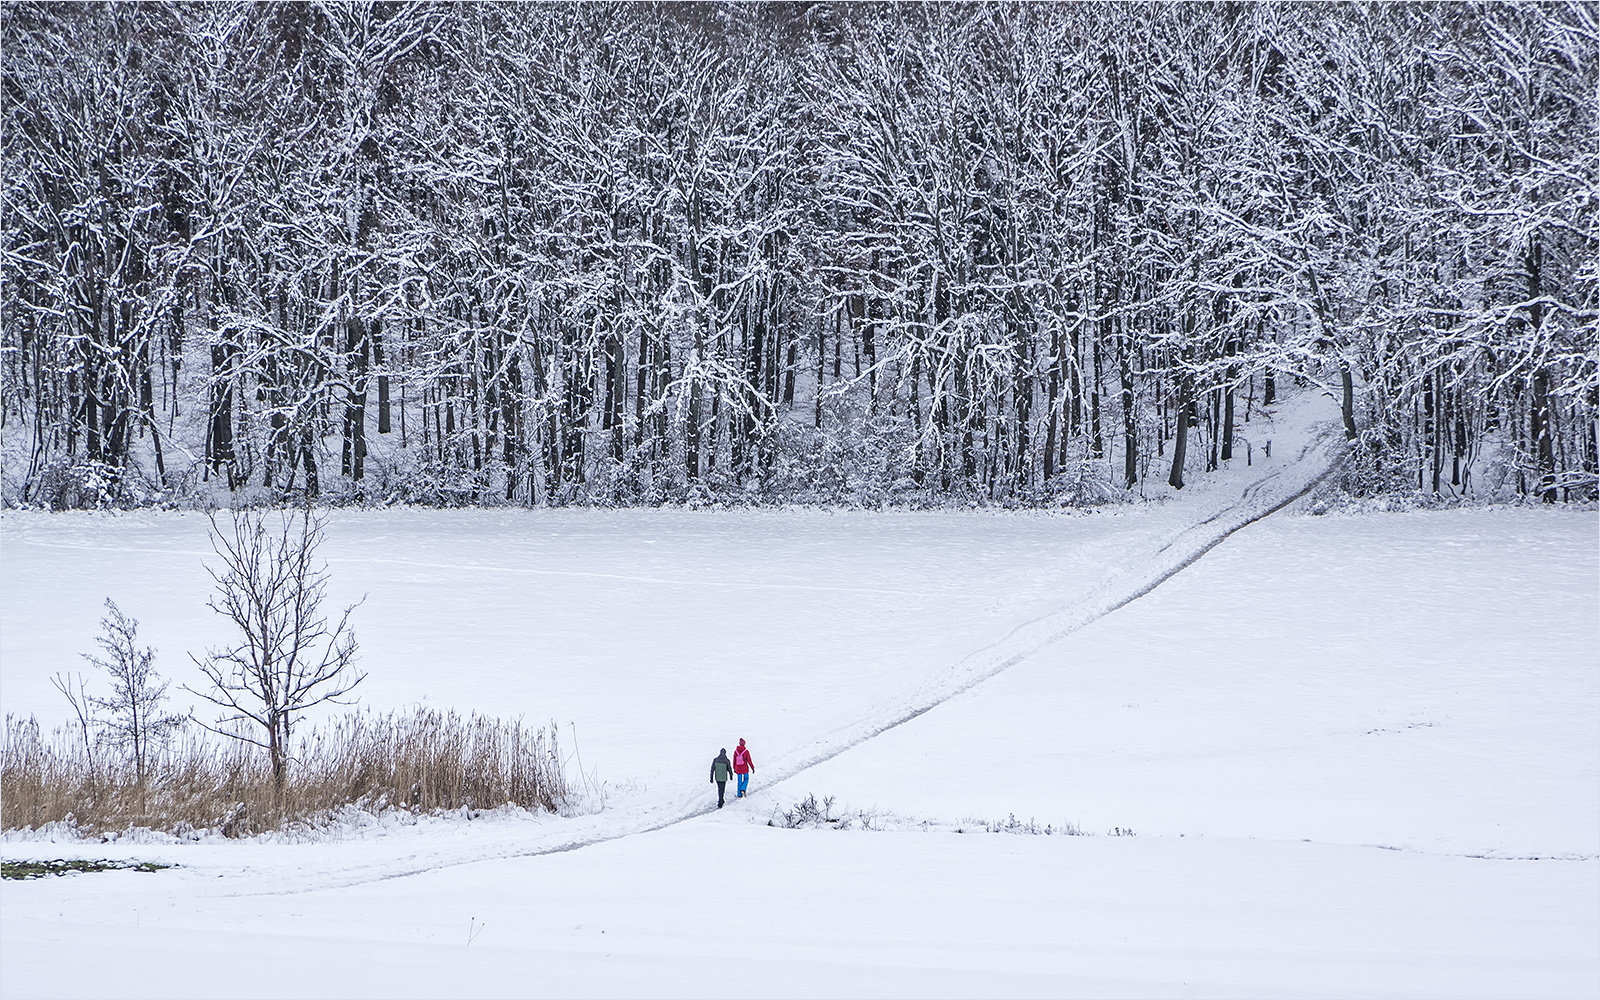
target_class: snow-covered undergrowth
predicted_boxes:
[764,793,1096,837]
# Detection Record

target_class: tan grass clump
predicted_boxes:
[1,708,567,837]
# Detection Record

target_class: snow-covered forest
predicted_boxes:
[3,2,1595,507]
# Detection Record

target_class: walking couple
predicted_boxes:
[709,739,755,808]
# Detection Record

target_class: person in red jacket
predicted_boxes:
[732,738,754,798]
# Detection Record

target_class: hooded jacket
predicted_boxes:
[732,739,753,775]
[710,750,732,783]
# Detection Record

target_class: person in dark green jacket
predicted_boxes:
[710,748,733,808]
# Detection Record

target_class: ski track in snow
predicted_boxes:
[155,396,1349,900]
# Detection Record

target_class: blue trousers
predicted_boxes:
[736,772,750,797]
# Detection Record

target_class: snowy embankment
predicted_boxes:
[2,391,1596,998]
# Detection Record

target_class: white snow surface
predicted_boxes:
[2,392,1597,998]
[772,506,1600,860]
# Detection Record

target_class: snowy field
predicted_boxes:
[2,397,1597,998]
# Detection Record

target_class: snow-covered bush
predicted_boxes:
[770,794,843,829]
[768,798,1094,838]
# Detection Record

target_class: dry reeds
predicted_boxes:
[1,708,568,838]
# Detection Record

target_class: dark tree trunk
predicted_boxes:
[605,328,625,462]
[910,339,925,486]
[1015,330,1033,493]
[300,427,319,498]
[1532,369,1556,501]
[504,333,524,501]
[784,338,797,406]
[1526,238,1556,501]
[209,340,236,486]
[342,317,369,481]
[956,348,976,480]
[1044,327,1060,481]
[859,293,877,413]
[1340,361,1358,441]
[374,326,391,434]
[1117,316,1136,489]
[686,382,701,482]
[815,314,828,429]
[1169,371,1193,489]
[1201,391,1214,473]
[1090,334,1103,460]
[1221,367,1236,461]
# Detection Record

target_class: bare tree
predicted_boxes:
[187,510,364,793]
[49,669,98,776]
[73,599,185,786]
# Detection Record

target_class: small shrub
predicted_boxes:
[769,793,841,829]
[985,813,1083,836]
[73,599,185,787]
[768,798,1095,838]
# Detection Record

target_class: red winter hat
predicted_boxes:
[738,738,746,747]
